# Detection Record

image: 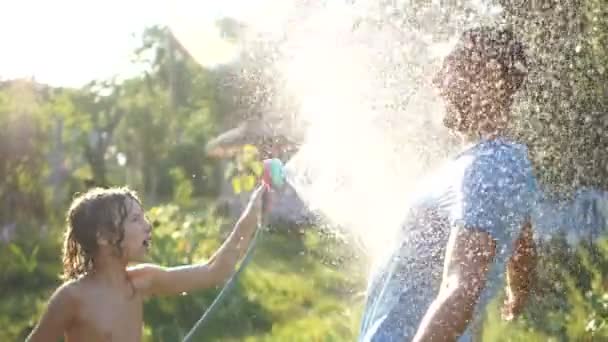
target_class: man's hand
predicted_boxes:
[413,228,496,342]
[501,220,537,321]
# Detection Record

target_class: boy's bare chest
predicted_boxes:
[72,287,144,341]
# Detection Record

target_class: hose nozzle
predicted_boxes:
[262,158,286,190]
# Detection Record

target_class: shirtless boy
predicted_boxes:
[27,185,268,341]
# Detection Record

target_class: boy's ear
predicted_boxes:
[96,230,114,246]
[96,231,109,246]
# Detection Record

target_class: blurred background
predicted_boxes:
[1,0,607,341]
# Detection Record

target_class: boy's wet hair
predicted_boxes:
[434,26,528,134]
[62,187,141,280]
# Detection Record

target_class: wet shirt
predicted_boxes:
[359,138,538,342]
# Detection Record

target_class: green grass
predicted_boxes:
[172,229,367,342]
[4,203,606,342]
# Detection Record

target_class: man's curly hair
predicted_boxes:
[434,26,528,135]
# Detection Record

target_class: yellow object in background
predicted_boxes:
[227,144,263,194]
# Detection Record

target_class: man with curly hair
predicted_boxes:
[359,26,539,342]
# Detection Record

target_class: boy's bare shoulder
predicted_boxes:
[43,278,84,317]
[54,278,85,303]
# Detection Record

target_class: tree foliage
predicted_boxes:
[0,3,607,341]
[500,0,608,194]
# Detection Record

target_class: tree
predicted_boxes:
[113,26,222,200]
[0,80,52,228]
[499,0,608,194]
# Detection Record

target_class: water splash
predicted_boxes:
[170,0,505,261]
[271,0,503,260]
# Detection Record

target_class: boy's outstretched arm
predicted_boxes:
[26,283,77,342]
[132,185,267,296]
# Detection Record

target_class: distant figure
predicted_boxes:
[359,26,538,342]
[27,185,272,342]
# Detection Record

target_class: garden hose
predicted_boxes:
[182,158,286,342]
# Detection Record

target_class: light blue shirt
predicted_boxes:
[359,138,539,342]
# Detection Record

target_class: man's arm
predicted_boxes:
[412,220,536,341]
[502,220,537,320]
[412,146,538,341]
[133,185,267,296]
[26,283,77,342]
[413,228,496,342]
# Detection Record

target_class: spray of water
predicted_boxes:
[270,0,506,261]
[171,0,505,264]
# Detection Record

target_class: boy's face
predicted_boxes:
[121,198,152,262]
